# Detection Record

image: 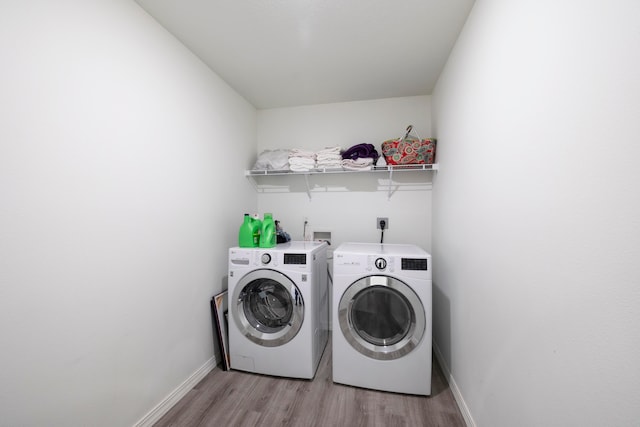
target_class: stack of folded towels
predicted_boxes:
[315,146,343,170]
[288,149,317,172]
[341,143,380,171]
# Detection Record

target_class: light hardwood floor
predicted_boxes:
[153,338,466,427]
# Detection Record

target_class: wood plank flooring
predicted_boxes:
[153,337,466,427]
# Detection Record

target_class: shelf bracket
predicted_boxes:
[303,173,312,200]
[387,168,394,200]
[246,175,260,192]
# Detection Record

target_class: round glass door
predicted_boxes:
[338,275,425,360]
[232,269,304,347]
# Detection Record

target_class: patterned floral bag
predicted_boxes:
[381,125,437,165]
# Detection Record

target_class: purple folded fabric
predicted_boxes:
[341,143,380,162]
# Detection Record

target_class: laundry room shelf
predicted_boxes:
[245,163,438,200]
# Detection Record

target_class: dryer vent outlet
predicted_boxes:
[313,231,331,246]
[377,217,389,230]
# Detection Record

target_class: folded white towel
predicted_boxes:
[316,146,342,156]
[317,158,342,164]
[289,157,316,166]
[290,163,315,172]
[316,153,343,162]
[289,149,316,159]
[316,163,343,170]
[342,157,374,171]
[288,155,316,172]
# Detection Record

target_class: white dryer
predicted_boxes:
[228,241,329,379]
[332,242,432,395]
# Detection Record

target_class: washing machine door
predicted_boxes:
[338,275,425,360]
[232,269,304,347]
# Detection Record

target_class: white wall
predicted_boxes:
[0,1,256,426]
[256,96,434,252]
[432,1,640,426]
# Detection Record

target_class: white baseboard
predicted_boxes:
[136,347,468,426]
[432,342,476,427]
[134,356,218,427]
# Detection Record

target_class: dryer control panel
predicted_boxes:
[334,244,431,280]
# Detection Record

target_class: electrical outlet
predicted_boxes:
[303,217,311,241]
[377,217,389,230]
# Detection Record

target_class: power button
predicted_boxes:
[375,257,387,270]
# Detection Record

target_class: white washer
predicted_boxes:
[332,242,432,395]
[228,241,329,379]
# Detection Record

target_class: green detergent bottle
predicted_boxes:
[238,214,254,248]
[259,213,276,248]
[251,214,262,247]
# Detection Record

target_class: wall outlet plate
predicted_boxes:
[376,217,389,230]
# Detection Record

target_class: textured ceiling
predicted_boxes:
[135,0,475,109]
